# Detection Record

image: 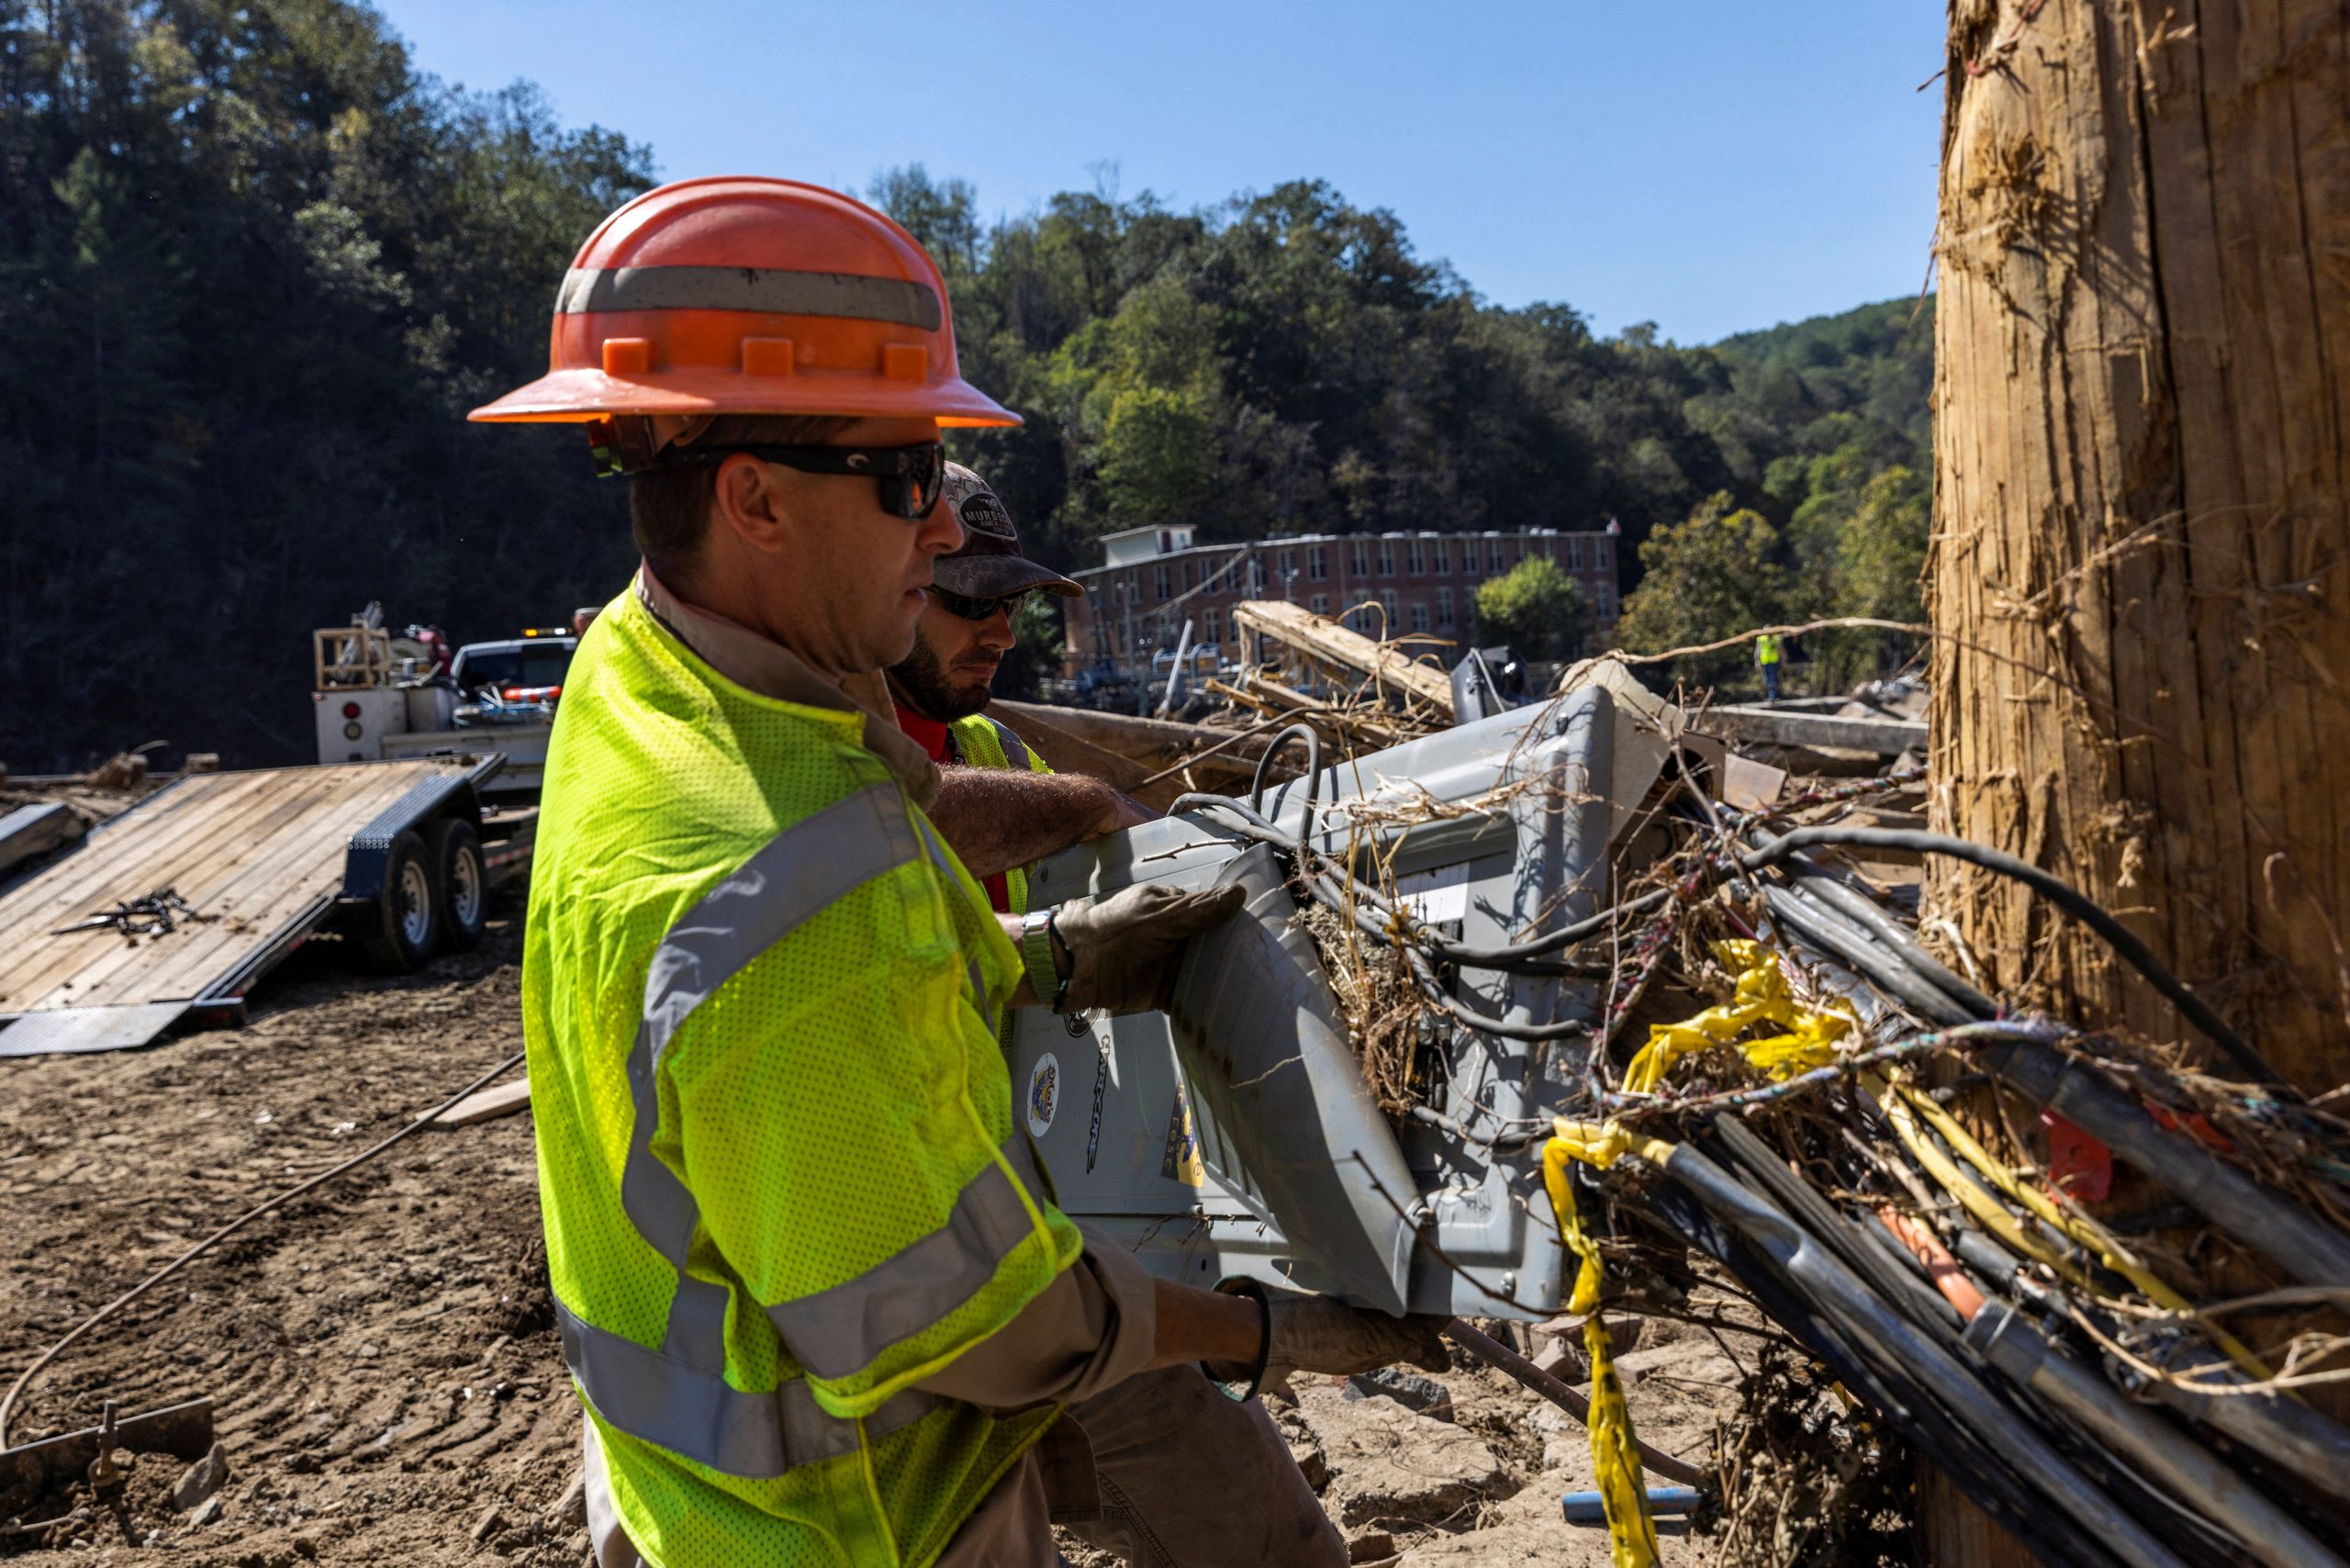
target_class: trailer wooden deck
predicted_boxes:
[0,760,485,1056]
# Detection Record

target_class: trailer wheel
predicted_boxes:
[352,830,440,973]
[430,818,487,953]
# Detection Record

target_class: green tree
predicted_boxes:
[1472,557,1587,660]
[1097,386,1216,531]
[1616,494,1800,688]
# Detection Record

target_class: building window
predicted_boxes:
[1376,538,1396,576]
[1280,549,1297,588]
[1309,545,1327,582]
[1487,539,1505,574]
[1204,606,1221,644]
[1565,537,1583,571]
[1408,600,1430,633]
[1595,581,1616,619]
[1247,555,1266,594]
[1349,539,1370,578]
[1596,538,1612,571]
[1310,593,1330,617]
[1128,570,1141,603]
[1154,565,1171,600]
[1433,536,1449,575]
[1378,588,1399,633]
[1437,585,1455,628]
[1180,560,1192,591]
[1406,539,1425,576]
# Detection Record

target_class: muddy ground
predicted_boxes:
[0,894,1762,1566]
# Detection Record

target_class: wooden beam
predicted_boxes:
[1694,705,1926,756]
[434,1076,532,1127]
[1229,600,1455,717]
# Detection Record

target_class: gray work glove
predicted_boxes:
[1206,1289,1453,1384]
[1050,881,1245,1014]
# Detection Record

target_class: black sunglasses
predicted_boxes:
[671,441,947,520]
[927,586,1031,622]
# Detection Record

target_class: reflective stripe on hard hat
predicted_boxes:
[470,176,1017,429]
[554,265,943,330]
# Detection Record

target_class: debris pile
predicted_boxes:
[1160,642,2350,1566]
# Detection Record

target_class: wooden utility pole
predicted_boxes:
[1930,0,2350,1099]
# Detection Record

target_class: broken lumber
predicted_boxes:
[1694,704,1926,757]
[1229,600,1455,718]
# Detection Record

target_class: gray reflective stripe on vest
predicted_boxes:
[576,781,924,1476]
[559,1301,943,1474]
[768,1141,1042,1380]
[985,717,1033,771]
[555,266,943,330]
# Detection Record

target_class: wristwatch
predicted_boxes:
[1019,910,1063,1012]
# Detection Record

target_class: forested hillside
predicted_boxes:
[0,0,1931,771]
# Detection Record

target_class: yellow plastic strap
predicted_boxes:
[1543,1132,1662,1568]
[1623,940,1853,1095]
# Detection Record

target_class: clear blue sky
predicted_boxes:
[376,0,1945,344]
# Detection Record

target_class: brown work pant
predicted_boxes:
[587,1366,1343,1567]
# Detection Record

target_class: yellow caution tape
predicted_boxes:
[1622,940,1855,1095]
[1528,948,1853,1564]
[1544,1129,1662,1568]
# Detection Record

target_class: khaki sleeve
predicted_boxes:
[914,1226,1159,1409]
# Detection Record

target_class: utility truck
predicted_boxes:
[311,607,578,802]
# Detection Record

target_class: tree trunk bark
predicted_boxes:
[1930,0,2350,1097]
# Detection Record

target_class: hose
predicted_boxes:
[0,1049,529,1448]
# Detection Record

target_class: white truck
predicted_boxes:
[312,614,576,802]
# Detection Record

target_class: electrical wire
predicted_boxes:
[0,1049,528,1448]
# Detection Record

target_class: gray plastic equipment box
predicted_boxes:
[1009,683,1649,1318]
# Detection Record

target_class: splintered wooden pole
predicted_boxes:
[1930,0,2350,1095]
[1930,3,2350,1560]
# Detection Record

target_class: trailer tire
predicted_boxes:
[430,818,487,954]
[352,830,440,974]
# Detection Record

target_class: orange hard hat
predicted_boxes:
[469,175,1015,431]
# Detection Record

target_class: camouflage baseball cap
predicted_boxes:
[934,463,1082,599]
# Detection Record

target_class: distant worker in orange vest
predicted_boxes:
[889,462,1151,914]
[1756,629,1785,701]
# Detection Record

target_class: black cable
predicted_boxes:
[1247,722,1321,821]
[1725,826,2281,1089]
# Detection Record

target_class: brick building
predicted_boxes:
[1062,524,1620,676]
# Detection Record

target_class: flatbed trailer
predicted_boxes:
[0,756,531,1058]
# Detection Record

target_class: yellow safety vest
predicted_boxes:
[1755,633,1783,666]
[524,591,1082,1567]
[944,713,1053,916]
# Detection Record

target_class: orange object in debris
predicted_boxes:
[467,176,1016,431]
[1875,1207,1987,1320]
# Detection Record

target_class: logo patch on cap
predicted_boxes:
[957,490,1014,538]
[944,462,1018,541]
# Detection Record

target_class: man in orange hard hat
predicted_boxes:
[476,176,1446,1568]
